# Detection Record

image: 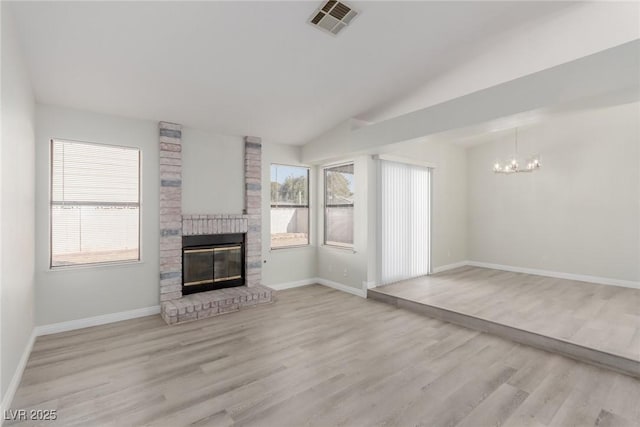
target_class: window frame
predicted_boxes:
[49,138,142,269]
[269,163,311,250]
[323,162,355,249]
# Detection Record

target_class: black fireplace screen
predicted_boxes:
[182,234,245,295]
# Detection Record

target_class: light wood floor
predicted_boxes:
[374,266,640,361]
[10,285,640,427]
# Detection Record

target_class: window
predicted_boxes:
[270,164,309,248]
[50,139,140,267]
[324,163,354,247]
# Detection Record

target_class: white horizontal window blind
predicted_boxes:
[379,160,431,284]
[50,139,140,267]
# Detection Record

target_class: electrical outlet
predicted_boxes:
[343,267,348,277]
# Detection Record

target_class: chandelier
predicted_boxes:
[493,128,541,174]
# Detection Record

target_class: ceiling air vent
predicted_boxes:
[308,0,359,36]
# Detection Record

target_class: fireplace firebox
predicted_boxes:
[182,233,245,295]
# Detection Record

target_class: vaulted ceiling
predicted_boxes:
[9,1,580,144]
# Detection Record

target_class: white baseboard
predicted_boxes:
[1,329,36,423]
[467,261,640,289]
[363,280,377,289]
[315,278,367,298]
[432,261,470,274]
[267,277,367,297]
[266,278,316,291]
[268,262,638,293]
[35,305,161,337]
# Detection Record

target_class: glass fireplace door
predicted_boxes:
[213,246,242,282]
[183,248,215,286]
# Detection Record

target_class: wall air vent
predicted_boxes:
[308,0,359,36]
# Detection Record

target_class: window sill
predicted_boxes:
[321,244,356,254]
[48,259,144,272]
[270,244,312,252]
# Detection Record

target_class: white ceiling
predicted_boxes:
[10,1,572,145]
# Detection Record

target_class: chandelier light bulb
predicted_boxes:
[492,128,542,174]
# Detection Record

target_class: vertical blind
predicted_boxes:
[379,160,431,284]
[50,139,140,267]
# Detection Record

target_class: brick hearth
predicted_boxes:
[161,285,273,324]
[158,122,272,325]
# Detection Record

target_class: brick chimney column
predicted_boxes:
[244,136,262,287]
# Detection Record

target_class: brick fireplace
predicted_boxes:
[158,122,273,325]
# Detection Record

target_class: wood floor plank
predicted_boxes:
[602,373,640,423]
[502,358,580,427]
[7,285,640,427]
[372,266,640,361]
[455,383,529,427]
[547,364,617,427]
[594,410,636,427]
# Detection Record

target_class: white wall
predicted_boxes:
[383,140,468,271]
[184,132,317,285]
[1,3,36,402]
[181,127,244,215]
[33,107,318,324]
[261,142,316,285]
[467,102,640,282]
[34,105,160,325]
[306,125,468,290]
